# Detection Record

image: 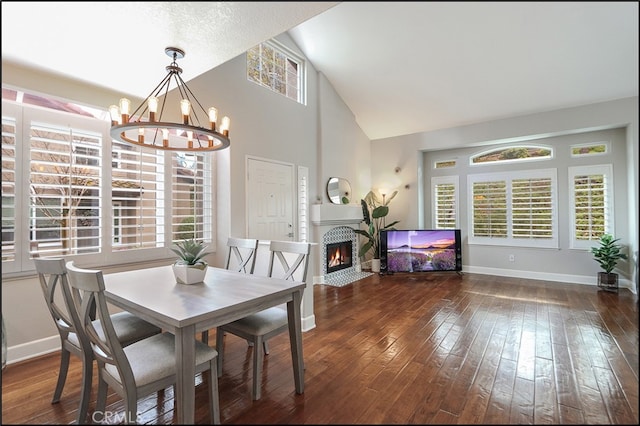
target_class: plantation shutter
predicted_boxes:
[29,121,102,257]
[512,177,553,239]
[569,164,613,249]
[432,176,458,229]
[1,114,17,266]
[472,180,507,238]
[111,141,165,250]
[171,152,212,242]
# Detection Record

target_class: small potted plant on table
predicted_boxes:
[171,239,211,285]
[590,233,627,292]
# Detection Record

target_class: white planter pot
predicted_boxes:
[371,258,381,273]
[172,263,207,285]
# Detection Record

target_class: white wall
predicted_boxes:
[371,97,639,291]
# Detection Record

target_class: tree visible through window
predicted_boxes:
[471,145,552,164]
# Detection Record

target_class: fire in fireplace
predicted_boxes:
[326,241,353,274]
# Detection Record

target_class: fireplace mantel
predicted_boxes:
[311,204,363,226]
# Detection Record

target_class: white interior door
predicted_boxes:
[247,157,294,241]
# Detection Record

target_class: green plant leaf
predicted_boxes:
[372,205,389,218]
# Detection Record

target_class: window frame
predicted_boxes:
[467,168,559,249]
[431,175,459,229]
[246,39,306,105]
[568,164,614,250]
[2,96,217,275]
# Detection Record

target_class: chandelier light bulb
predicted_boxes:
[208,107,218,130]
[162,128,169,148]
[109,105,120,125]
[220,116,231,137]
[148,96,159,122]
[119,98,130,123]
[180,99,190,125]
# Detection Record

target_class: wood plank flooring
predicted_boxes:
[2,272,638,424]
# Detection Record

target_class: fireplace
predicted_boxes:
[326,240,353,274]
[311,204,373,287]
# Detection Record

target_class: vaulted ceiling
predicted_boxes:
[2,2,638,140]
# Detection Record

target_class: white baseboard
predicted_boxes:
[6,335,61,366]
[302,314,316,332]
[464,265,635,293]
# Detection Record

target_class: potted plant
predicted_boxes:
[590,233,627,292]
[354,190,400,272]
[171,239,211,285]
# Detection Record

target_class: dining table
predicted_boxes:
[102,264,306,424]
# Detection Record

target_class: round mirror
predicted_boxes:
[327,177,351,204]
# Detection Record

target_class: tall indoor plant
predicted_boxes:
[355,190,400,272]
[590,233,627,292]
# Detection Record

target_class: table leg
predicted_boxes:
[287,290,305,394]
[175,325,196,423]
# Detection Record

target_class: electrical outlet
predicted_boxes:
[509,254,515,262]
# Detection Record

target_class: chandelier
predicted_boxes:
[109,47,230,152]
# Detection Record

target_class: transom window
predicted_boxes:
[471,145,552,165]
[247,40,305,104]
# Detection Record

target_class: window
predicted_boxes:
[468,169,558,248]
[570,142,608,157]
[2,90,216,273]
[470,145,552,165]
[171,152,212,242]
[29,121,102,257]
[247,40,305,104]
[432,176,458,229]
[569,164,614,249]
[434,159,456,169]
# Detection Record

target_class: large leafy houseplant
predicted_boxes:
[590,233,627,291]
[354,190,400,260]
[171,239,211,284]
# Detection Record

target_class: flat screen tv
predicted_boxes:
[380,229,462,273]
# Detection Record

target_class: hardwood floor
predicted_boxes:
[2,272,638,424]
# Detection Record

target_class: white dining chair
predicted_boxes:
[65,261,220,424]
[201,237,259,344]
[34,258,162,425]
[216,240,310,400]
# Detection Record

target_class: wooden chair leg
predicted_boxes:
[76,353,92,424]
[94,375,108,423]
[52,348,70,403]
[125,393,137,425]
